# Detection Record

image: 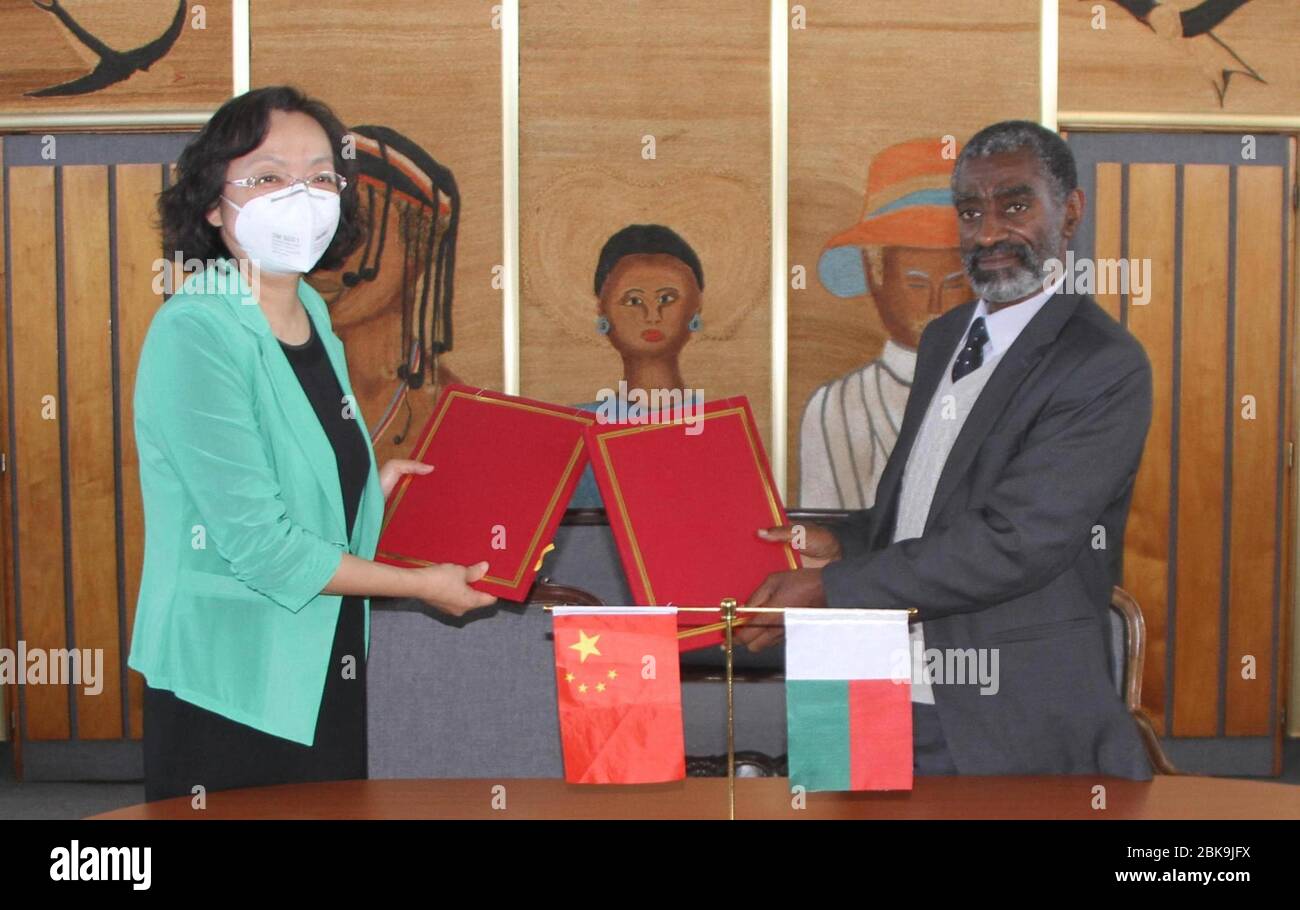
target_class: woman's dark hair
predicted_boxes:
[594,224,704,297]
[158,85,363,270]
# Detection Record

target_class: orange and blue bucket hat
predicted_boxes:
[818,137,961,298]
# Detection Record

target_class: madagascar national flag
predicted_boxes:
[785,608,913,791]
[551,607,685,784]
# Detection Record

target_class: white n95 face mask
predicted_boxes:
[223,184,341,275]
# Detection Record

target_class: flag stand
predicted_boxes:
[545,602,916,820]
[720,597,738,821]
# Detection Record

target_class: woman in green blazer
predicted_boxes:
[128,86,495,802]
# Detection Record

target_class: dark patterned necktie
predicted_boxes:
[951,316,989,383]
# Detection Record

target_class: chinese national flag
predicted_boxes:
[551,607,685,784]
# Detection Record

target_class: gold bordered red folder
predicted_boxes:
[376,384,595,602]
[585,395,801,650]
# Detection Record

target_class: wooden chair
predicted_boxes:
[529,580,605,607]
[1110,586,1179,775]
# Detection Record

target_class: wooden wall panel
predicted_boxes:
[7,166,68,740]
[114,163,166,739]
[1226,164,1285,735]
[62,164,122,739]
[0,139,12,749]
[1092,162,1122,321]
[254,1,504,467]
[518,0,772,446]
[1172,164,1230,737]
[1124,163,1176,733]
[788,0,1039,505]
[1287,141,1299,744]
[0,6,1288,766]
[0,0,231,116]
[1060,0,1300,116]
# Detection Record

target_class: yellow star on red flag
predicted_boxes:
[568,629,602,663]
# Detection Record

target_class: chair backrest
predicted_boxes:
[1107,599,1126,699]
[537,522,635,605]
[1108,586,1145,712]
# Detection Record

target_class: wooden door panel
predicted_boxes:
[1123,163,1177,734]
[1070,131,1294,773]
[1172,164,1231,738]
[7,165,69,741]
[113,163,166,741]
[1226,164,1287,736]
[1,134,190,774]
[63,164,123,739]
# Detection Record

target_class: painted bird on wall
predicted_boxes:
[1092,0,1266,105]
[25,0,187,97]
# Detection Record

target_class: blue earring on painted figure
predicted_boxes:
[688,312,702,332]
[596,315,611,335]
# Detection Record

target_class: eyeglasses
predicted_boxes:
[225,170,348,195]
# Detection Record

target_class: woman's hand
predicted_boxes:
[380,459,433,499]
[410,561,497,616]
[756,522,842,568]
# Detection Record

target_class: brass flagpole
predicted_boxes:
[720,597,738,821]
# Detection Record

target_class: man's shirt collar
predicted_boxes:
[968,276,1065,359]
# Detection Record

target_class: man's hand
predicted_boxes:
[756,521,842,569]
[733,567,827,653]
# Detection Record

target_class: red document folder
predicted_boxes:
[585,396,801,650]
[376,385,594,602]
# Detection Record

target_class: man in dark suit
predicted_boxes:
[740,120,1154,779]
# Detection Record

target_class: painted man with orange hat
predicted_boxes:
[800,138,970,509]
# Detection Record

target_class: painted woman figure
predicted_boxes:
[569,224,705,508]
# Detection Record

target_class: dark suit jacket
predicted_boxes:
[820,291,1154,779]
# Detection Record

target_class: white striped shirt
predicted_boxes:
[799,339,916,510]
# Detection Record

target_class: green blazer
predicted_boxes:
[127,258,384,746]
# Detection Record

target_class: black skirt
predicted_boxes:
[142,595,367,803]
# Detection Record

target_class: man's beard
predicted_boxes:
[963,233,1058,305]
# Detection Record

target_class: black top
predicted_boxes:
[278,318,370,538]
[276,316,370,771]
